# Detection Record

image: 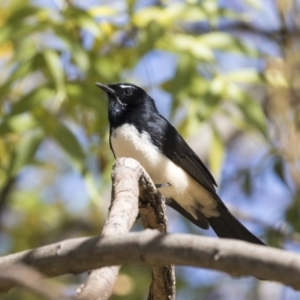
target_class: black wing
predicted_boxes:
[145,115,265,245]
[148,115,217,195]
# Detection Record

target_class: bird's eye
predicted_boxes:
[123,88,132,96]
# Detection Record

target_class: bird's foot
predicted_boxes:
[155,182,171,188]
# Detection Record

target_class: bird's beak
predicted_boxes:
[95,82,115,94]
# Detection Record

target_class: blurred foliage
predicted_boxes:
[0,0,299,299]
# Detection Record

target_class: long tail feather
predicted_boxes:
[208,205,265,245]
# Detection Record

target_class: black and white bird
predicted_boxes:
[96,82,265,245]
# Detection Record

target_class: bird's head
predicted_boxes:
[96,82,158,126]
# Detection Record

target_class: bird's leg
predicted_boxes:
[155,182,171,188]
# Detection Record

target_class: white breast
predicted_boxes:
[110,124,219,218]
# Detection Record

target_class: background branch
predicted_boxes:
[0,263,72,300]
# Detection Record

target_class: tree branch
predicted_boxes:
[0,263,72,300]
[139,169,176,300]
[1,231,300,291]
[2,158,300,297]
[77,158,141,300]
[77,158,175,300]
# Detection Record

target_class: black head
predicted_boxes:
[96,82,158,127]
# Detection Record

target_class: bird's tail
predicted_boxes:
[208,205,265,245]
[166,198,265,245]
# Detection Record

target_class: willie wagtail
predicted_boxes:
[96,82,265,245]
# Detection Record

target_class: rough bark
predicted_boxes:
[77,158,140,300]
[1,231,300,291]
[77,158,175,300]
[139,171,176,300]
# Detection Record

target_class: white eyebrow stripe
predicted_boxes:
[119,84,135,89]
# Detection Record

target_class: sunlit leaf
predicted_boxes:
[65,7,100,37]
[265,69,288,87]
[199,32,258,56]
[43,50,65,93]
[226,69,263,84]
[209,128,225,180]
[161,34,214,61]
[244,0,261,9]
[0,114,37,135]
[89,6,117,17]
[133,7,171,28]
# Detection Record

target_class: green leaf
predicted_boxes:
[198,32,258,56]
[266,229,283,248]
[53,27,90,72]
[0,25,13,45]
[7,5,40,25]
[244,0,261,9]
[0,5,39,44]
[32,108,85,171]
[133,6,170,27]
[161,34,214,61]
[173,3,207,21]
[3,54,44,89]
[65,7,100,37]
[226,84,266,135]
[265,69,288,87]
[8,130,44,178]
[210,76,226,95]
[226,69,264,84]
[162,54,197,96]
[236,94,266,135]
[273,157,286,184]
[4,60,33,85]
[11,86,55,116]
[286,193,300,232]
[137,21,164,56]
[209,128,225,180]
[43,50,65,94]
[0,114,38,135]
[88,6,117,17]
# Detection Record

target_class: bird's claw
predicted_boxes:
[155,182,171,188]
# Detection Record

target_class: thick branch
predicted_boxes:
[1,231,300,291]
[77,158,141,300]
[77,158,175,300]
